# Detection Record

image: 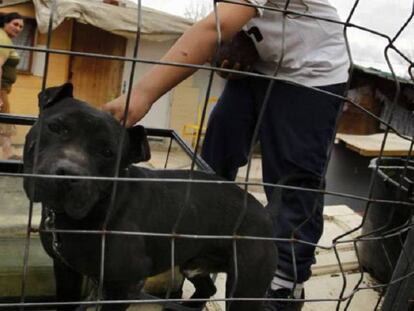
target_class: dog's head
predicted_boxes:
[23,83,150,220]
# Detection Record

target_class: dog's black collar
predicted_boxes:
[43,191,115,271]
[44,207,75,271]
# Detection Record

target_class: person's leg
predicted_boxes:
[201,78,257,180]
[0,89,10,114]
[0,89,14,159]
[256,81,345,305]
[0,134,13,159]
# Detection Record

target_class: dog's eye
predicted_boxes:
[48,122,68,135]
[101,148,114,158]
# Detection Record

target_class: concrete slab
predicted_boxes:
[324,205,361,218]
[0,236,55,297]
[237,157,263,181]
[304,273,381,311]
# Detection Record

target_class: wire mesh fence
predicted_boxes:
[0,0,413,310]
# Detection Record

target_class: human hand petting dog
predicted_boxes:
[104,90,152,128]
[103,1,256,127]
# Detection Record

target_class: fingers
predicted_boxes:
[217,59,244,79]
[124,114,136,128]
[221,59,230,69]
[102,100,128,126]
[103,97,145,128]
[218,59,235,79]
[103,102,123,121]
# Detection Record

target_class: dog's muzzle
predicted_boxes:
[31,156,100,219]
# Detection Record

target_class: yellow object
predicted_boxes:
[182,96,217,148]
[144,267,184,295]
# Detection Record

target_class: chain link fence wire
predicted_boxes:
[0,0,413,310]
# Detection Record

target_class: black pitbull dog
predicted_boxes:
[23,83,277,311]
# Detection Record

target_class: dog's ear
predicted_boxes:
[127,125,151,163]
[38,83,74,110]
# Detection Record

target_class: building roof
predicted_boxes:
[0,0,32,5]
[2,0,194,41]
[354,65,413,86]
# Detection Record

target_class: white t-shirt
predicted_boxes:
[244,0,350,86]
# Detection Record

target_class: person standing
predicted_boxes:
[104,1,349,309]
[0,12,24,160]
[200,2,349,310]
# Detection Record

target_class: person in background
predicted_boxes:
[104,1,349,310]
[0,12,24,160]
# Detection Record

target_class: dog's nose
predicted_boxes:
[54,162,84,185]
[56,167,80,183]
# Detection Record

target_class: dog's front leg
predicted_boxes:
[54,258,83,311]
[100,281,140,311]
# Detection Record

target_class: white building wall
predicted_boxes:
[123,38,225,134]
[123,39,173,129]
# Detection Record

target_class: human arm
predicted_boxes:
[103,1,257,127]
